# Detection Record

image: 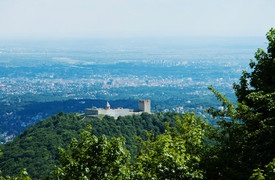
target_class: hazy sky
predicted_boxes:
[0,0,274,39]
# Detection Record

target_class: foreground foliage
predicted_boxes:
[0,112,179,179]
[131,113,207,179]
[0,169,31,180]
[54,126,130,180]
[54,113,208,179]
[207,28,275,179]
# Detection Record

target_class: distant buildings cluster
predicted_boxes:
[85,100,151,119]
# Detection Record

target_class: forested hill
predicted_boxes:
[0,112,178,179]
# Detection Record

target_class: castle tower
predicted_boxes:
[105,102,111,110]
[138,100,151,113]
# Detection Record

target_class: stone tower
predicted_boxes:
[138,100,151,113]
[105,102,111,110]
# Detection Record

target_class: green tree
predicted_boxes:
[208,28,275,179]
[0,168,31,180]
[250,158,275,180]
[233,28,275,168]
[131,113,207,179]
[206,86,248,179]
[54,126,131,180]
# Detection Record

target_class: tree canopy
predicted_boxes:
[54,126,131,180]
[208,28,275,179]
[54,113,209,180]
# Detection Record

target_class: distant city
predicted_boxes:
[0,37,265,142]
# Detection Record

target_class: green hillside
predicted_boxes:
[0,112,177,179]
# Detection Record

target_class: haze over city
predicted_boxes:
[0,0,274,39]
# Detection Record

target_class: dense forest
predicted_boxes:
[1,28,275,179]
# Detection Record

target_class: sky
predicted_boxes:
[0,0,274,39]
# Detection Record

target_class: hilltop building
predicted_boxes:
[84,100,151,119]
[138,99,151,113]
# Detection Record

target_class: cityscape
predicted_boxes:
[0,38,262,142]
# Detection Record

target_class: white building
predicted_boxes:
[84,100,151,119]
